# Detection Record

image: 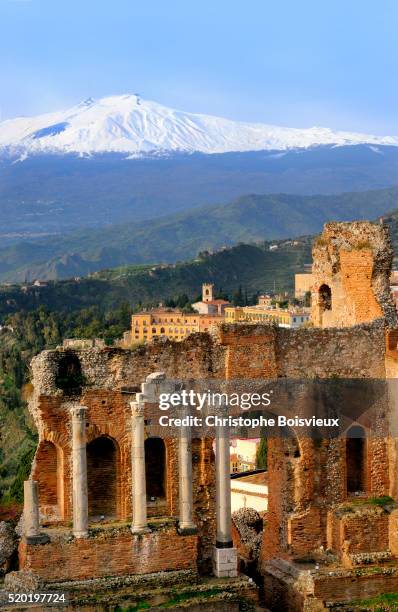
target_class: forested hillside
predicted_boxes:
[0,240,312,319]
[0,185,397,281]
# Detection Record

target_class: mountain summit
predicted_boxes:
[1,94,397,157]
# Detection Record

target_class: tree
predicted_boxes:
[176,293,190,308]
[232,285,244,306]
[256,438,268,469]
[215,288,229,301]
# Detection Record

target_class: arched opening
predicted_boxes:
[55,353,84,395]
[283,436,301,458]
[319,284,332,311]
[87,436,118,518]
[36,441,62,511]
[346,425,366,494]
[145,437,166,499]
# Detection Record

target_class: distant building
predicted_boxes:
[203,283,214,302]
[230,452,239,474]
[229,439,259,473]
[235,439,259,471]
[126,308,223,344]
[192,283,230,315]
[229,438,260,474]
[294,272,313,300]
[258,294,272,307]
[224,305,310,328]
[390,271,398,309]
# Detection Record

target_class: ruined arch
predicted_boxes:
[35,440,63,516]
[283,435,301,459]
[346,425,367,494]
[319,284,332,312]
[145,437,166,499]
[87,435,118,517]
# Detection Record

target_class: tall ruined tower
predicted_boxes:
[311,221,397,328]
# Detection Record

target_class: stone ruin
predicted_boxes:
[5,220,398,610]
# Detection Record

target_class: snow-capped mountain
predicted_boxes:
[1,94,398,157]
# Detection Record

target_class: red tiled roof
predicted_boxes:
[207,299,230,305]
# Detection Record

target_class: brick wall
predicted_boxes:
[19,527,198,582]
[313,571,398,602]
[287,506,323,557]
[340,249,383,324]
[327,507,389,557]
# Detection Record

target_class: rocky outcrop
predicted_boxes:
[232,507,263,562]
[0,521,17,574]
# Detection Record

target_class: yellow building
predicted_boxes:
[224,305,310,328]
[294,273,313,300]
[128,309,223,343]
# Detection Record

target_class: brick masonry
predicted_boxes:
[19,526,197,582]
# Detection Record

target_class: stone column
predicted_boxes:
[131,396,150,534]
[23,479,49,544]
[213,414,237,577]
[178,409,197,534]
[70,405,88,538]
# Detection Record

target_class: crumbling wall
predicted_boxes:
[19,526,198,582]
[311,221,398,328]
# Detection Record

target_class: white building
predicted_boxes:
[231,471,268,513]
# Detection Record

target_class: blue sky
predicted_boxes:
[0,0,397,134]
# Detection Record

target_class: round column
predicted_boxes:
[215,420,233,548]
[23,479,49,544]
[130,399,150,534]
[178,410,197,534]
[213,411,237,577]
[70,405,89,538]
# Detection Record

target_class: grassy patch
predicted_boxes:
[368,496,394,507]
[158,587,223,607]
[341,496,394,511]
[351,591,398,610]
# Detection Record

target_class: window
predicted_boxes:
[36,441,60,507]
[145,438,166,498]
[55,353,83,395]
[346,426,366,494]
[87,436,118,517]
[319,284,332,311]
